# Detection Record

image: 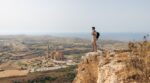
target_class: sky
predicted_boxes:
[0,0,150,34]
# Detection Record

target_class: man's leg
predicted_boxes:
[92,42,95,52]
[94,41,97,52]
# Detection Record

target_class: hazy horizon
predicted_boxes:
[0,0,150,34]
[0,32,149,41]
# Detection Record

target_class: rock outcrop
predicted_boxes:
[73,48,150,83]
[73,51,101,83]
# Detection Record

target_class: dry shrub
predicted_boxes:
[126,40,150,83]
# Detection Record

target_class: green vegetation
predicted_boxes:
[31,65,76,83]
[27,76,57,83]
[65,54,83,60]
[12,65,77,83]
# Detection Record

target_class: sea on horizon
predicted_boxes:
[49,32,149,41]
[0,32,149,42]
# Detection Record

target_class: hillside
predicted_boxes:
[0,35,144,83]
[73,41,150,83]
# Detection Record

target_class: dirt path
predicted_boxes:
[0,70,28,78]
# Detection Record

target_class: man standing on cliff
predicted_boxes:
[91,27,99,52]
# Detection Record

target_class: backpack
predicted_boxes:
[96,32,100,39]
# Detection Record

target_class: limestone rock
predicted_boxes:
[73,49,150,83]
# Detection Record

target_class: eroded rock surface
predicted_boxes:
[73,47,150,83]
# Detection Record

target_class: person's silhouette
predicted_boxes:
[91,27,97,52]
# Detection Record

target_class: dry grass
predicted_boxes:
[125,41,150,83]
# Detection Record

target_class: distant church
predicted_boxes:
[48,51,64,60]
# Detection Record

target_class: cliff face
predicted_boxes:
[73,52,101,83]
[73,48,150,83]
